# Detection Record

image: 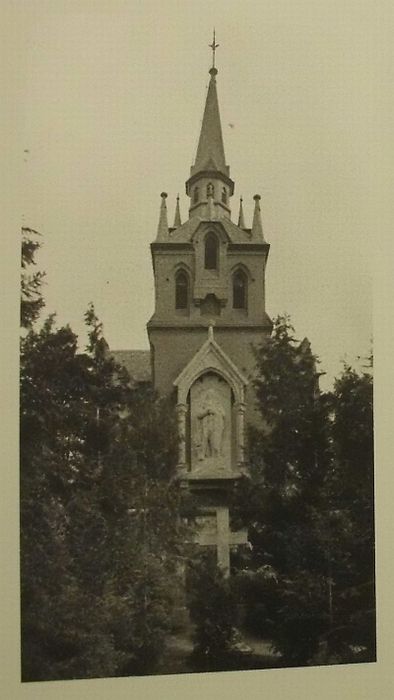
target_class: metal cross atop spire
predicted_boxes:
[209,29,219,69]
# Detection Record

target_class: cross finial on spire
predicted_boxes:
[209,29,219,71]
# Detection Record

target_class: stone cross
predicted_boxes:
[197,506,248,576]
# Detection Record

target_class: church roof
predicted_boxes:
[190,68,229,178]
[220,217,253,244]
[169,216,200,242]
[111,350,151,383]
[166,215,265,246]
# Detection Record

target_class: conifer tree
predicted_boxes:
[233,316,333,664]
[234,316,375,666]
[20,236,186,680]
[20,227,45,328]
[322,360,375,661]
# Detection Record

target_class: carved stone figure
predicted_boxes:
[196,389,225,460]
[206,182,214,198]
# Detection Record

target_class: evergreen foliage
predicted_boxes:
[20,234,185,680]
[21,227,45,328]
[324,360,375,661]
[187,552,237,666]
[234,315,375,666]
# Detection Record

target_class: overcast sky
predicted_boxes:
[19,0,383,389]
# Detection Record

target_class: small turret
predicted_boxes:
[237,196,245,229]
[251,194,265,240]
[173,194,182,228]
[156,192,169,241]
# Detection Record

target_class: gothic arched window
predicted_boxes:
[233,269,247,309]
[221,187,227,204]
[175,270,189,310]
[193,187,199,204]
[204,233,218,270]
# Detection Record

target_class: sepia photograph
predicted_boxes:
[4,1,392,697]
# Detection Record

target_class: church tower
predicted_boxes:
[147,37,272,573]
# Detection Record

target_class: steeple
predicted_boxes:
[156,192,169,241]
[191,67,227,176]
[185,33,234,219]
[238,197,245,229]
[192,29,227,176]
[251,194,265,240]
[173,194,182,228]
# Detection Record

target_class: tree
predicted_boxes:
[186,551,238,671]
[229,316,330,664]
[20,241,186,680]
[233,316,375,666]
[322,360,375,661]
[20,227,45,328]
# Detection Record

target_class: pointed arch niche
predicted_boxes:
[232,267,248,310]
[204,232,219,270]
[175,268,189,312]
[174,328,248,478]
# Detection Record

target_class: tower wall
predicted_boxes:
[150,245,269,325]
[144,56,272,574]
[148,325,270,426]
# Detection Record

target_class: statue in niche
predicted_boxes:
[196,389,225,460]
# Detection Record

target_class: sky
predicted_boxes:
[18,0,383,390]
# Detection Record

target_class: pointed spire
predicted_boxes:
[238,196,245,228]
[192,66,227,176]
[185,36,234,216]
[173,194,181,228]
[251,194,265,240]
[156,192,169,241]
